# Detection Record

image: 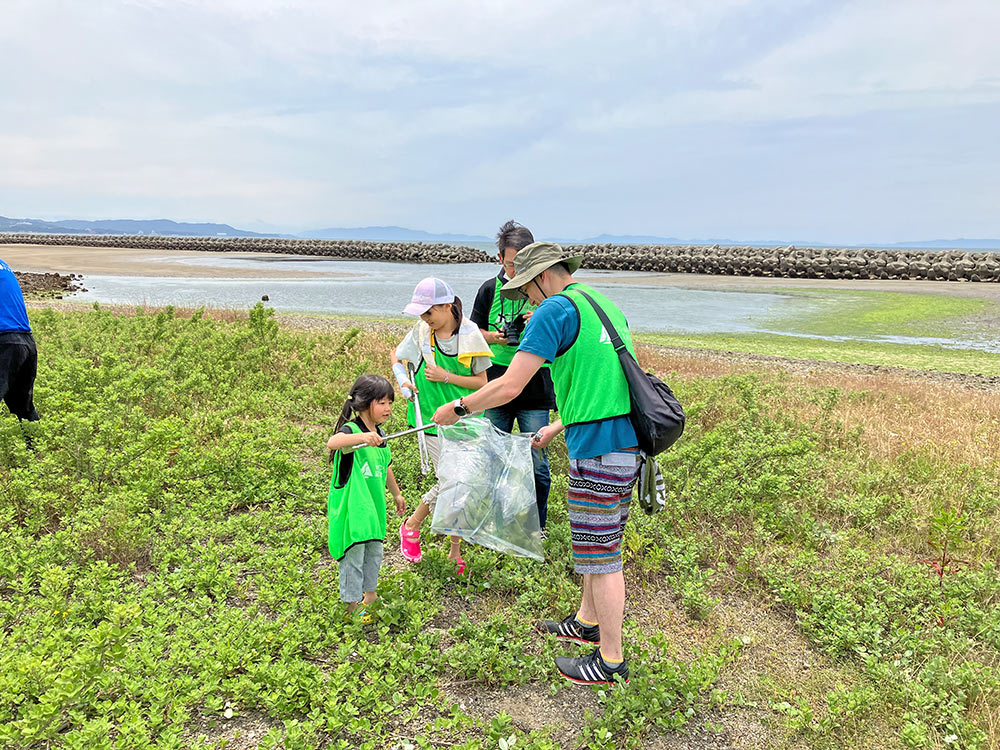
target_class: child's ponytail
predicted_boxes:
[332,374,396,448]
[333,396,356,435]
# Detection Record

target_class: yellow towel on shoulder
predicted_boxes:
[417,318,492,368]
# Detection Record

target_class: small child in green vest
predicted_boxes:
[392,277,492,576]
[326,374,406,621]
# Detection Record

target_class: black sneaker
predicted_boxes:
[556,647,629,686]
[536,614,600,645]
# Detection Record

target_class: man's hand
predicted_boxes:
[393,492,406,516]
[432,401,460,426]
[484,330,508,345]
[531,423,561,450]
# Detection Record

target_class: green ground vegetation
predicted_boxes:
[640,332,1000,376]
[639,288,1000,375]
[1,305,997,749]
[775,289,992,340]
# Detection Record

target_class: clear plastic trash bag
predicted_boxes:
[431,417,544,561]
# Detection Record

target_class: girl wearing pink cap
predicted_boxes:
[392,277,492,575]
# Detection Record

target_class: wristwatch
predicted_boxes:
[453,398,470,417]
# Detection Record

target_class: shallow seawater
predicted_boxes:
[70,257,814,335]
[68,255,997,351]
[756,329,1000,354]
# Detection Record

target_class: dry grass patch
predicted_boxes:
[638,341,1000,469]
[970,690,1000,749]
[639,341,1000,557]
[623,583,893,749]
[184,707,279,749]
[440,682,598,747]
[793,376,999,469]
[628,582,714,662]
[713,594,900,750]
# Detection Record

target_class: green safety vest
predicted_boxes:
[406,334,477,436]
[486,276,533,367]
[551,283,634,427]
[327,422,392,560]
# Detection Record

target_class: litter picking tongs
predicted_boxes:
[406,360,433,474]
[340,409,542,456]
[341,422,437,454]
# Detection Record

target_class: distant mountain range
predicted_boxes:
[299,225,491,242]
[2,215,999,249]
[573,234,1000,249]
[0,216,271,238]
[882,238,1000,249]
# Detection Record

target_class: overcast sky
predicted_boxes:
[2,0,998,243]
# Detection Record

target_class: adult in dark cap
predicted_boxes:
[470,221,555,530]
[433,241,639,686]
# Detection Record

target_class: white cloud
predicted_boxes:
[573,0,1000,131]
[1,0,997,238]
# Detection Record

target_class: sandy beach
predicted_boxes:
[591,268,1000,301]
[2,242,999,299]
[0,243,352,280]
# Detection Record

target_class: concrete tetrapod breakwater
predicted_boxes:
[0,233,492,265]
[2,234,999,282]
[566,244,1000,282]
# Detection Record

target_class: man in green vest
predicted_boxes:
[432,241,640,686]
[470,221,555,530]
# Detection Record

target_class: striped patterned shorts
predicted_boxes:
[568,450,640,574]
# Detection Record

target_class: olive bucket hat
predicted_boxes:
[499,241,584,300]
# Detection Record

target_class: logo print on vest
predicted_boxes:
[599,327,613,346]
[361,463,374,478]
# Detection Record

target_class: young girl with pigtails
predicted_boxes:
[391,277,491,576]
[326,374,407,621]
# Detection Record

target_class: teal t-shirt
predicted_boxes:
[518,293,637,460]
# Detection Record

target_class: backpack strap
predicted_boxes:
[575,289,628,355]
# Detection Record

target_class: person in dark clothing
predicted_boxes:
[470,221,555,528]
[0,259,40,425]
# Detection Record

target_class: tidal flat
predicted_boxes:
[7,244,1000,360]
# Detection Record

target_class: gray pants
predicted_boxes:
[338,541,384,602]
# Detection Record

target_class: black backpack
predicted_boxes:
[576,290,685,455]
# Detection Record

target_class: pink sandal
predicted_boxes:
[400,525,422,562]
[453,556,466,577]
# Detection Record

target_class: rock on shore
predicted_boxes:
[14,271,86,298]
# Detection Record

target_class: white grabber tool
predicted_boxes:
[341,422,437,454]
[406,360,432,475]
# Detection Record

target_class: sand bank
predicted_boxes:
[591,270,1000,301]
[0,244,350,280]
[5,242,1000,304]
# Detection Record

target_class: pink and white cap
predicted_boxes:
[403,277,455,315]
